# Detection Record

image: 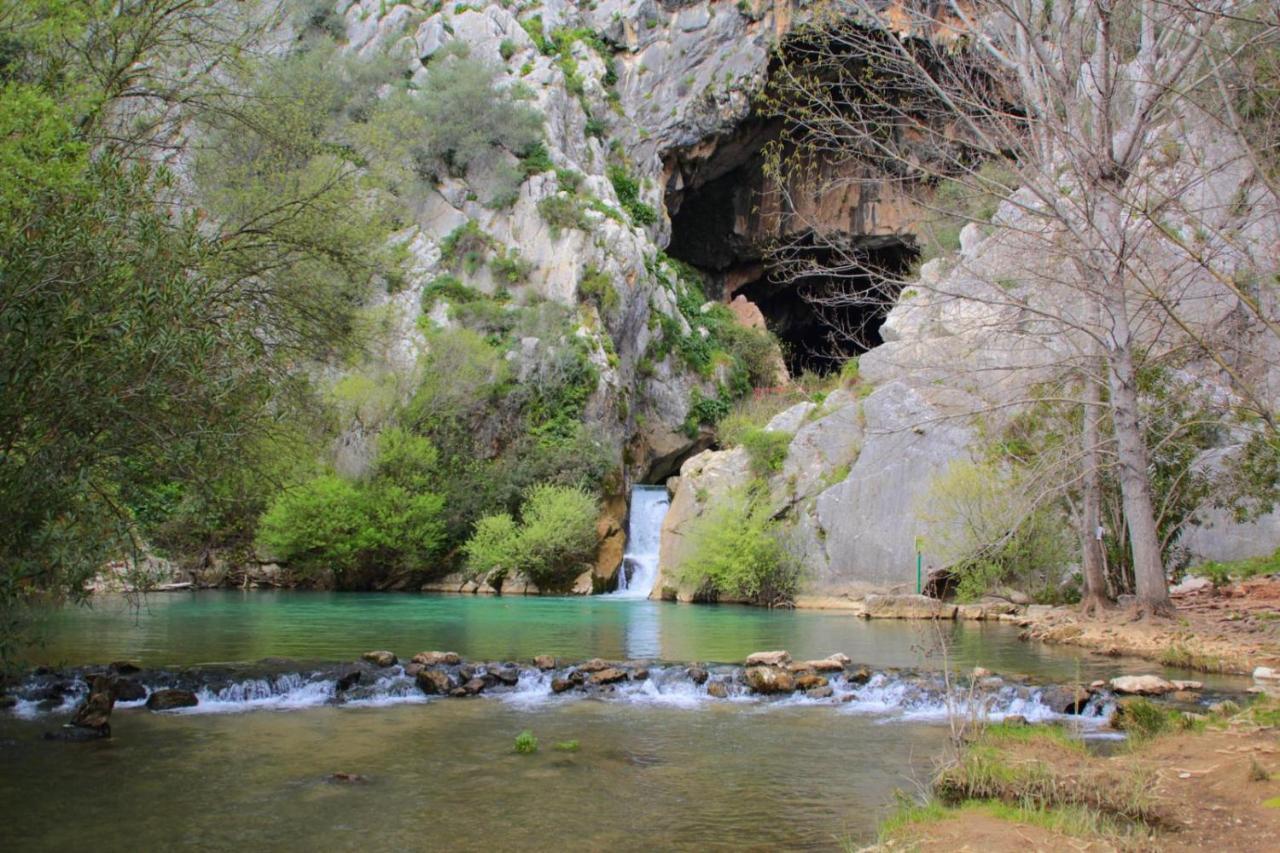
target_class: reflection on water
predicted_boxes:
[22,591,1243,689]
[621,599,662,659]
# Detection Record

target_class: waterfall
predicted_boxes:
[610,485,670,598]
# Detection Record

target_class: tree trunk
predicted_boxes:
[1078,370,1111,616]
[1103,311,1173,617]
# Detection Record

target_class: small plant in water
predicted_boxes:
[553,740,580,752]
[514,730,538,754]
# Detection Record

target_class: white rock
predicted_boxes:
[1109,675,1176,695]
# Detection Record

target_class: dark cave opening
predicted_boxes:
[663,130,919,376]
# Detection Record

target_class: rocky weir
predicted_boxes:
[3,650,1242,738]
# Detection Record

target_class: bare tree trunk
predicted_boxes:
[1078,368,1110,616]
[1103,300,1173,616]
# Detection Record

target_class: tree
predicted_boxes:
[764,0,1280,616]
[0,0,394,645]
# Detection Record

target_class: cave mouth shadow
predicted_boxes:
[735,239,917,377]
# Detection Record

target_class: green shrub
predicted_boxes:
[578,265,619,312]
[515,483,599,589]
[684,388,732,436]
[462,512,523,585]
[677,488,800,605]
[491,248,532,284]
[607,164,657,226]
[499,39,518,61]
[740,428,791,477]
[520,141,554,176]
[463,484,599,591]
[514,730,538,753]
[258,430,446,584]
[537,194,593,235]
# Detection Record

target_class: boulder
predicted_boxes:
[362,650,397,667]
[589,668,628,685]
[687,666,709,685]
[1254,666,1280,682]
[805,658,847,672]
[971,667,993,679]
[488,667,520,686]
[461,678,487,696]
[745,650,791,667]
[108,661,141,675]
[706,681,730,699]
[533,655,557,670]
[795,674,829,691]
[412,651,460,666]
[1109,675,1176,695]
[146,689,198,711]
[743,666,796,694]
[109,677,147,702]
[335,670,361,692]
[551,670,587,694]
[846,666,873,685]
[806,686,835,699]
[1038,685,1091,714]
[71,676,116,732]
[862,595,958,620]
[579,658,610,673]
[415,669,454,696]
[1171,680,1203,691]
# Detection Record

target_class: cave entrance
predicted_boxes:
[663,126,918,376]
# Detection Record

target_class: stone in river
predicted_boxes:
[416,669,453,696]
[109,661,141,675]
[745,650,791,667]
[109,677,147,702]
[462,678,487,696]
[806,686,834,699]
[579,658,610,673]
[846,666,872,685]
[794,674,829,691]
[412,651,460,666]
[488,667,520,686]
[1109,675,1175,695]
[533,655,556,670]
[361,650,398,667]
[687,666,709,685]
[335,670,362,692]
[706,681,730,699]
[70,676,116,733]
[589,668,628,685]
[743,666,796,694]
[146,689,199,711]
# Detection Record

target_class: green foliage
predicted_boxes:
[461,513,523,585]
[553,740,580,752]
[918,160,1018,261]
[1191,548,1280,588]
[740,428,792,477]
[1111,698,1201,740]
[578,266,619,313]
[537,194,594,235]
[607,164,658,226]
[360,52,542,182]
[920,458,1073,602]
[464,484,599,590]
[258,430,446,585]
[514,730,538,753]
[0,3,408,651]
[685,389,732,436]
[520,141,554,176]
[677,488,801,605]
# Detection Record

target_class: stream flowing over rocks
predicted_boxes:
[5,649,1243,736]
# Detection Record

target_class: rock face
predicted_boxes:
[862,595,958,620]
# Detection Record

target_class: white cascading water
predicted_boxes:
[610,485,670,598]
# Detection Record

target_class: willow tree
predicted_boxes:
[765,0,1280,616]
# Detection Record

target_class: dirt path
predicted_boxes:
[1020,577,1280,675]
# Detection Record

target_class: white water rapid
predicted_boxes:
[610,485,670,598]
